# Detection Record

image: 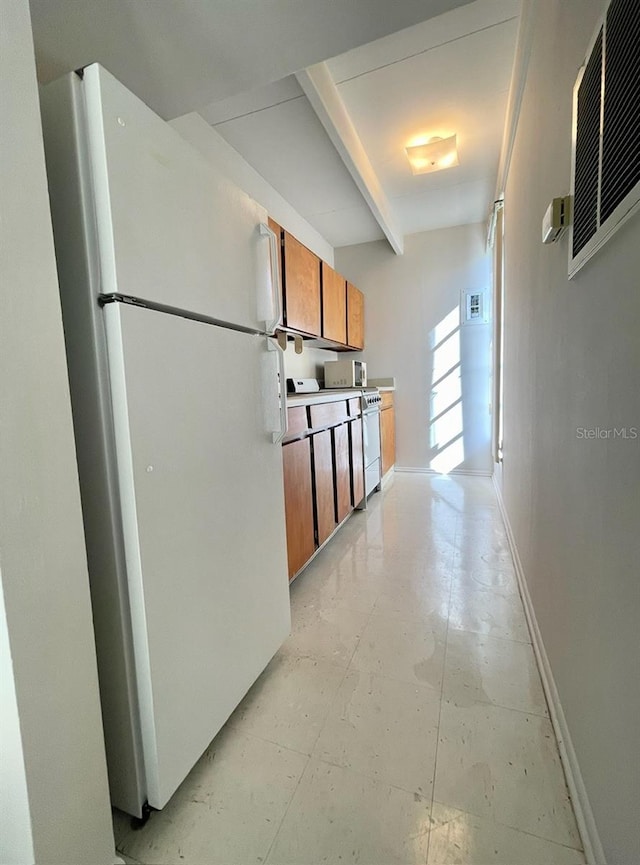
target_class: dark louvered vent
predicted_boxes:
[572,29,602,257]
[601,0,640,222]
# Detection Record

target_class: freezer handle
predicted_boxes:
[267,337,288,444]
[260,222,282,334]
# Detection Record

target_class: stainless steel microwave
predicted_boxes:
[323,360,367,388]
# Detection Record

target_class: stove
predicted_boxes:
[359,389,382,501]
[360,389,382,412]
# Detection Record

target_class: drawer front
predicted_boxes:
[287,406,309,436]
[381,391,394,409]
[348,397,361,417]
[309,400,348,430]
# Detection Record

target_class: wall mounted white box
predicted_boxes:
[542,195,571,243]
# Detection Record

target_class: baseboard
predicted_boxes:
[395,466,493,477]
[381,467,395,487]
[492,474,607,865]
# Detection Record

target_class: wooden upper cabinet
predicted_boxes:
[282,231,321,336]
[347,282,364,350]
[321,262,347,344]
[266,219,363,348]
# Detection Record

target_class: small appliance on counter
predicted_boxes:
[286,378,320,394]
[324,359,367,388]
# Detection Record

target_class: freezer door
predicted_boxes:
[83,64,275,330]
[103,302,290,809]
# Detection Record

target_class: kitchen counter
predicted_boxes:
[368,377,396,391]
[286,389,364,408]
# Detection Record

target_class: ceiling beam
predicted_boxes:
[494,0,537,200]
[296,62,404,255]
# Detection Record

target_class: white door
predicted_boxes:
[104,301,290,809]
[84,64,275,331]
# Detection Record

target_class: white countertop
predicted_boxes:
[368,377,396,391]
[286,388,364,408]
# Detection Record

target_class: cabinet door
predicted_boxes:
[347,282,365,349]
[349,417,365,506]
[268,217,284,319]
[334,423,352,523]
[283,232,321,336]
[282,437,316,579]
[381,406,396,476]
[313,430,337,546]
[322,262,347,344]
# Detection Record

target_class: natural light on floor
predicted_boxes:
[429,307,464,474]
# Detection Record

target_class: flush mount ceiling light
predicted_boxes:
[405,134,459,174]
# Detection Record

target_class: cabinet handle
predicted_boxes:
[268,336,288,444]
[260,222,282,334]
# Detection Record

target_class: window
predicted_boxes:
[569,0,640,276]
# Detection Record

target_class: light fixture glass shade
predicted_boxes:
[405,134,459,174]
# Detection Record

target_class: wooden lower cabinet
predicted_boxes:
[333,423,352,524]
[283,399,368,579]
[380,393,396,476]
[282,437,315,580]
[349,417,364,506]
[312,429,337,546]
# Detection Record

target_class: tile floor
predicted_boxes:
[114,474,585,865]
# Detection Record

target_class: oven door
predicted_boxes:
[362,408,380,496]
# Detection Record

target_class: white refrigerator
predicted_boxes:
[40,64,290,818]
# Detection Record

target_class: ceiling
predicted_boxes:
[29,0,520,252]
[29,0,475,118]
[200,0,520,249]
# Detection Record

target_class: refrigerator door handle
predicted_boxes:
[267,337,288,444]
[259,222,282,334]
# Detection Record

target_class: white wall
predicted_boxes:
[0,1,115,862]
[0,582,34,865]
[498,1,640,862]
[282,345,340,381]
[170,112,339,382]
[170,112,334,264]
[336,223,493,474]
